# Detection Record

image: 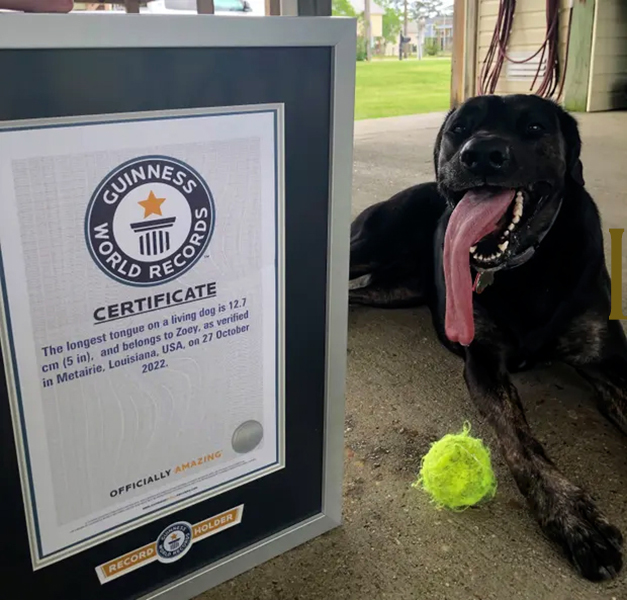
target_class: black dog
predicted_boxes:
[349,94,627,581]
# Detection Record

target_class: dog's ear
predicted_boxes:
[556,104,585,187]
[433,108,456,178]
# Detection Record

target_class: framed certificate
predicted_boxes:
[0,14,355,600]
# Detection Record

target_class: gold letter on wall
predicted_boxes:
[609,228,627,320]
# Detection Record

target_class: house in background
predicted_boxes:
[349,0,384,42]
[384,15,453,58]
[384,19,420,57]
[347,0,452,58]
[424,14,453,53]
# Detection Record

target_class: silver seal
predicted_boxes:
[231,420,264,454]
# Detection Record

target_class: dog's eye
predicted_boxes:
[451,123,467,135]
[527,123,545,134]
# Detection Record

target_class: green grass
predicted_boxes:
[355,57,452,120]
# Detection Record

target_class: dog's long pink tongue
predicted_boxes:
[443,189,515,346]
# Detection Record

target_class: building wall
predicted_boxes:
[587,0,627,111]
[371,13,382,39]
[356,13,383,40]
[473,0,627,111]
[383,20,418,56]
[475,0,571,98]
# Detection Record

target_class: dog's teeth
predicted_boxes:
[503,230,510,237]
[513,204,523,218]
[498,241,509,252]
[470,245,477,254]
[512,215,521,224]
[508,223,516,231]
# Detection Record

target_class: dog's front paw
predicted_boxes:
[348,288,370,305]
[543,487,623,581]
[348,274,372,291]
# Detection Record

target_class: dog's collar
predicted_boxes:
[473,195,564,286]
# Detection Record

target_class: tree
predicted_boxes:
[332,0,367,60]
[331,0,356,17]
[382,6,402,44]
[377,0,404,45]
[410,0,444,21]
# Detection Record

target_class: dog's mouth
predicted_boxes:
[467,187,527,266]
[443,185,539,347]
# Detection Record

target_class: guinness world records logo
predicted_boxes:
[155,521,194,564]
[85,156,215,286]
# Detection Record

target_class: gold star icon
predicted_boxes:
[170,534,178,541]
[138,190,166,218]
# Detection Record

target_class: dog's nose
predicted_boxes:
[460,137,512,176]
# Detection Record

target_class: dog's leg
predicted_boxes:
[575,354,627,436]
[465,343,623,581]
[349,275,425,308]
[562,319,627,436]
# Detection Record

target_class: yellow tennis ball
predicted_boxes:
[412,422,497,511]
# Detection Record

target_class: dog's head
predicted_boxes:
[434,94,583,271]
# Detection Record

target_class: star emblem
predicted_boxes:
[138,190,166,218]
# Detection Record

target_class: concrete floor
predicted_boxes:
[197,111,627,600]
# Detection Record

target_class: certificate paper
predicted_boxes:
[0,106,284,568]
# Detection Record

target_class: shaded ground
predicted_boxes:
[355,59,451,120]
[197,111,627,600]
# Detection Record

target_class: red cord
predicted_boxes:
[478,0,573,101]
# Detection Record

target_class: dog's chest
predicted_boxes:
[475,271,566,344]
